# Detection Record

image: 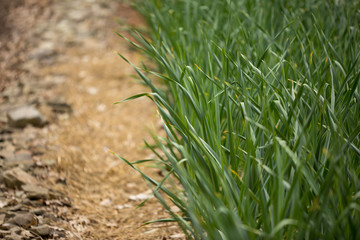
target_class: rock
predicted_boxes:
[20,229,34,239]
[0,223,18,231]
[0,199,10,208]
[0,173,4,185]
[0,143,15,161]
[43,213,58,222]
[3,168,38,189]
[15,190,25,199]
[0,115,8,125]
[12,150,32,162]
[41,159,57,167]
[99,198,112,207]
[0,214,5,225]
[0,229,11,237]
[28,42,55,61]
[21,199,43,207]
[0,133,12,142]
[4,150,32,162]
[4,204,23,212]
[22,184,49,200]
[29,141,47,156]
[4,234,23,240]
[3,160,35,172]
[30,225,50,236]
[52,228,66,238]
[55,176,67,185]
[9,226,21,234]
[33,167,48,179]
[129,191,153,201]
[44,75,66,86]
[11,128,37,148]
[115,203,131,210]
[87,86,98,95]
[8,212,37,229]
[31,209,45,216]
[68,10,88,22]
[7,106,45,128]
[0,85,22,99]
[170,233,186,239]
[47,100,72,113]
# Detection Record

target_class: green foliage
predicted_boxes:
[116,0,360,239]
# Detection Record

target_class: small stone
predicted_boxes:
[55,176,67,185]
[170,233,186,239]
[30,225,50,236]
[21,199,43,207]
[0,136,12,146]
[0,143,15,161]
[57,113,69,120]
[47,100,72,113]
[43,213,58,222]
[0,214,5,224]
[22,184,49,200]
[129,191,153,201]
[44,75,66,86]
[0,174,4,185]
[4,214,16,220]
[3,160,35,172]
[15,190,25,198]
[5,234,23,240]
[13,150,32,162]
[87,86,98,95]
[96,103,106,112]
[9,226,21,234]
[8,212,37,229]
[3,168,38,189]
[20,229,34,238]
[115,203,131,210]
[33,167,48,179]
[4,150,32,163]
[0,223,16,230]
[0,199,9,208]
[41,159,57,167]
[28,42,55,60]
[60,198,72,207]
[99,198,112,207]
[0,128,12,135]
[6,204,23,212]
[31,209,45,216]
[52,229,66,238]
[0,229,10,237]
[68,10,88,21]
[7,106,45,128]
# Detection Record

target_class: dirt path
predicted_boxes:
[40,1,182,239]
[1,0,182,239]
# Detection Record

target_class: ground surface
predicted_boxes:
[0,0,183,239]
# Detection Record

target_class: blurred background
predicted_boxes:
[0,1,182,239]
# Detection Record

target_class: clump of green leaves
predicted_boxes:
[116,0,360,239]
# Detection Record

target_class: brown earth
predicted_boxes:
[0,0,184,239]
